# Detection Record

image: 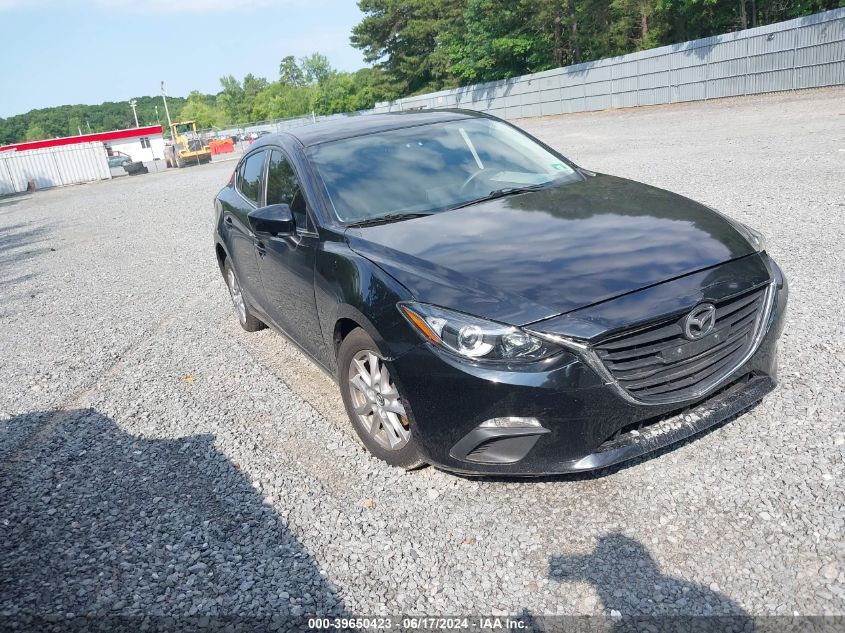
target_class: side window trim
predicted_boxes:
[235,149,268,209]
[265,146,318,237]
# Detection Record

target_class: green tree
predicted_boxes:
[301,52,333,85]
[279,56,306,87]
[351,0,463,94]
[609,0,662,54]
[251,82,316,120]
[178,91,225,129]
[242,74,270,120]
[442,0,555,83]
[24,123,47,140]
[217,75,245,122]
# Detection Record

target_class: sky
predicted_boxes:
[0,0,367,118]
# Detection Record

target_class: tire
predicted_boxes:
[222,258,265,332]
[338,328,425,469]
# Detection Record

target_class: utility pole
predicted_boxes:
[160,81,173,132]
[129,99,139,127]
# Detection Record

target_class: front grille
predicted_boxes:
[594,286,768,404]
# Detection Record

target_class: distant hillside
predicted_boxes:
[0,94,207,145]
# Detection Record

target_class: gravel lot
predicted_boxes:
[1,88,844,624]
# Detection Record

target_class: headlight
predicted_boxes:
[398,302,560,362]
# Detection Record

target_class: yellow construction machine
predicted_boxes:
[164,121,211,168]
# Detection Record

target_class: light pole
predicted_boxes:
[129,99,139,127]
[160,81,173,133]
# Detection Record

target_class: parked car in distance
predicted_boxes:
[246,130,272,143]
[212,110,787,476]
[107,150,132,168]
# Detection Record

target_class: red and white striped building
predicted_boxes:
[0,125,164,163]
[0,126,164,194]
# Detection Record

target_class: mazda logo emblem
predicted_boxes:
[684,303,717,340]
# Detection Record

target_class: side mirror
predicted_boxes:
[248,204,295,237]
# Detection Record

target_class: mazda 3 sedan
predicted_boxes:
[213,110,787,475]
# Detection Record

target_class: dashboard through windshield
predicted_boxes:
[308,118,580,224]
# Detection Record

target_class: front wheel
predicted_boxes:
[338,328,424,469]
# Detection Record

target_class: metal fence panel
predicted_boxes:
[674,81,708,102]
[796,39,845,66]
[747,30,795,55]
[673,64,709,85]
[795,60,845,87]
[638,55,670,74]
[612,91,639,108]
[639,71,670,89]
[747,68,794,92]
[615,75,639,92]
[749,50,795,73]
[373,8,844,118]
[0,142,110,195]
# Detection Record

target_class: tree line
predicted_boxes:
[1,0,838,144]
[351,0,841,92]
[0,53,397,145]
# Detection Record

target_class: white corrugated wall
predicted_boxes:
[372,7,845,118]
[0,142,111,195]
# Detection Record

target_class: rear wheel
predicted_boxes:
[338,328,424,469]
[223,259,264,332]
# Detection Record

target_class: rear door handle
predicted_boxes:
[224,216,233,225]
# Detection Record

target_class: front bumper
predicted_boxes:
[388,256,788,476]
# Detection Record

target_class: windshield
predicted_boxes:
[308,118,579,223]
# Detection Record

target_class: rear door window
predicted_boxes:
[237,150,267,206]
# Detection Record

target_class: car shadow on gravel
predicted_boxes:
[0,222,53,293]
[547,533,754,630]
[0,195,30,209]
[0,408,344,629]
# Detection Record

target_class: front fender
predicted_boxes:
[315,240,421,373]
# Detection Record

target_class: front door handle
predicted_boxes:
[224,216,233,225]
[255,241,267,258]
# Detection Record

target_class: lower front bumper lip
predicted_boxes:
[564,374,775,472]
[444,374,775,476]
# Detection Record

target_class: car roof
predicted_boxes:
[254,109,489,149]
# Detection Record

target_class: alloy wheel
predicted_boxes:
[347,350,410,451]
[226,267,247,324]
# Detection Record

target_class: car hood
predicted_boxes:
[345,174,755,326]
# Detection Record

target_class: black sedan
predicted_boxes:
[213,110,787,476]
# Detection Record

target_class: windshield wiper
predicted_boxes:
[345,212,432,228]
[447,183,549,211]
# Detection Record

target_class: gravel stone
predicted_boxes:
[1,88,843,620]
